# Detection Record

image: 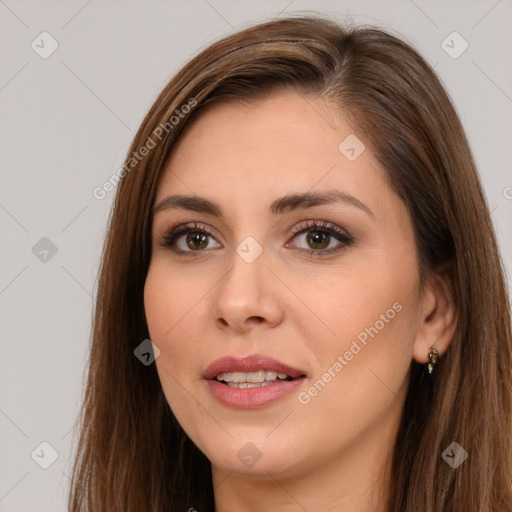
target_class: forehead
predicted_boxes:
[159,93,378,188]
[154,92,405,227]
[151,92,415,246]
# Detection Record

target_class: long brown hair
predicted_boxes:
[68,14,512,511]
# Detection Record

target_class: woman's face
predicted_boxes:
[144,91,425,480]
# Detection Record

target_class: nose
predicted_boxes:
[211,248,284,333]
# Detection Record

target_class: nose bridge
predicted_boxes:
[212,237,282,329]
[220,240,267,306]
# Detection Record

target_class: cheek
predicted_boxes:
[144,262,204,345]
[144,265,190,389]
[292,247,419,398]
[143,263,209,412]
[289,256,414,355]
[297,299,415,445]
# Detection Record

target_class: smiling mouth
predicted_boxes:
[215,369,304,388]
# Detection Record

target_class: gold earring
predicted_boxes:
[427,346,439,374]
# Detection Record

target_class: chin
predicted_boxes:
[203,436,307,478]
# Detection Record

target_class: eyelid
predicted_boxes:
[288,219,352,239]
[158,219,354,256]
[285,219,354,253]
[157,221,219,247]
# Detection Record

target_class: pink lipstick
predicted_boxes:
[204,354,307,409]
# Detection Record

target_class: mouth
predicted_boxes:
[214,369,300,388]
[204,354,307,383]
[204,354,307,409]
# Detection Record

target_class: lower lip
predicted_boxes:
[206,378,305,409]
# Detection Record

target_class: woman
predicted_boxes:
[68,14,512,512]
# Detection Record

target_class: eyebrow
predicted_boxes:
[152,190,374,218]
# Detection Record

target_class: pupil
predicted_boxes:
[307,231,328,249]
[187,232,207,250]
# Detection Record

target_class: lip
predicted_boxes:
[204,354,307,409]
[203,354,307,380]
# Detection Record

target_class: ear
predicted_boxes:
[412,265,458,364]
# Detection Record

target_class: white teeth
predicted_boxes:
[231,372,246,383]
[247,370,265,383]
[216,369,292,385]
[226,381,274,388]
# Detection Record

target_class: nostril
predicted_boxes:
[247,316,264,324]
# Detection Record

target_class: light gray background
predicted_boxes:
[1,1,511,510]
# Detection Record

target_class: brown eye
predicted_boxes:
[288,220,355,256]
[185,231,209,250]
[305,231,330,250]
[160,222,221,256]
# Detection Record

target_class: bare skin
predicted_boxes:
[144,91,457,511]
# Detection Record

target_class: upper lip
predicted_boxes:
[204,354,307,380]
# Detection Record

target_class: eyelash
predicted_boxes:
[158,220,355,258]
